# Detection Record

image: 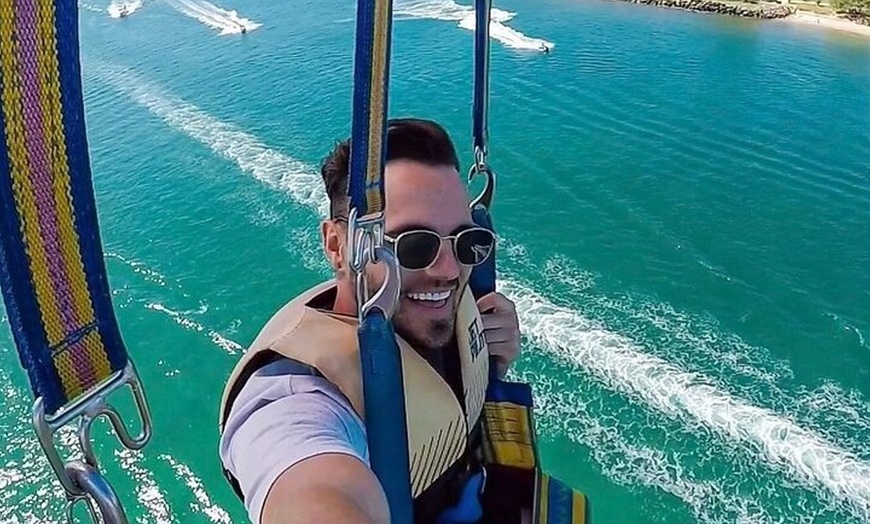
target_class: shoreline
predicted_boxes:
[616,0,870,39]
[782,10,870,37]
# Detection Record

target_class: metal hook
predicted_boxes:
[359,246,401,320]
[64,460,129,524]
[468,146,495,211]
[76,363,151,470]
[65,492,99,524]
[468,164,495,211]
[34,360,153,499]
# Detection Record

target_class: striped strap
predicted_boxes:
[0,0,129,416]
[348,0,393,220]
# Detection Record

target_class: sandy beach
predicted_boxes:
[783,10,870,37]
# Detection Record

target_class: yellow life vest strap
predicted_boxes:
[479,379,589,524]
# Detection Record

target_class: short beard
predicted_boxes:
[394,313,454,370]
[362,273,455,365]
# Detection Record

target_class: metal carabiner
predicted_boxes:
[358,245,401,320]
[346,207,385,274]
[33,360,152,500]
[347,206,400,320]
[468,146,496,211]
[64,460,129,524]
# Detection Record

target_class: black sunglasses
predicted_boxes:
[384,227,495,271]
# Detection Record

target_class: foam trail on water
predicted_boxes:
[164,0,261,35]
[116,450,175,523]
[79,2,106,14]
[162,455,232,523]
[146,302,242,354]
[394,0,553,51]
[91,64,328,217]
[522,371,782,524]
[107,0,144,18]
[500,278,870,520]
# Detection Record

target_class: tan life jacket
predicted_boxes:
[219,279,490,505]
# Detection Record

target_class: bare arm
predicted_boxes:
[219,371,385,524]
[261,453,390,524]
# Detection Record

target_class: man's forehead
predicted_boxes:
[382,160,472,233]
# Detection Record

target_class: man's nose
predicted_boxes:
[426,239,460,281]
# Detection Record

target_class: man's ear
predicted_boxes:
[321,219,346,275]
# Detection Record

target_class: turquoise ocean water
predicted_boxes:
[1,0,869,522]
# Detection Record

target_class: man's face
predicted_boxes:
[365,159,475,356]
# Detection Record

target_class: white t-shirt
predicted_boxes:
[219,365,369,523]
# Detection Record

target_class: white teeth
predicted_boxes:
[407,290,451,301]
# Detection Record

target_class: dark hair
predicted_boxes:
[320,118,461,219]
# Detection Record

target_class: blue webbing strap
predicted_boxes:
[0,0,151,516]
[472,0,491,155]
[0,0,130,416]
[468,206,496,300]
[349,0,414,522]
[358,310,414,524]
[349,0,393,219]
[469,0,496,301]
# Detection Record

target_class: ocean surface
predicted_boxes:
[1,0,869,522]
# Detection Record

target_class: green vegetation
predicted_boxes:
[831,0,870,15]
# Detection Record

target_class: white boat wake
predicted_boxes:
[107,0,144,18]
[394,0,553,51]
[164,0,261,35]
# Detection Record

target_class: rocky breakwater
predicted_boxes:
[624,0,796,19]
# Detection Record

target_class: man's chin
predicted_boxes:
[395,320,454,354]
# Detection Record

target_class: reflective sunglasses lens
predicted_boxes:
[455,228,495,266]
[396,231,442,270]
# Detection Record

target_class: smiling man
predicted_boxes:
[218,118,522,524]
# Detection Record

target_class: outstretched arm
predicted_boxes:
[262,453,389,524]
[220,373,386,524]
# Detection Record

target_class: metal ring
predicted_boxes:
[64,461,129,524]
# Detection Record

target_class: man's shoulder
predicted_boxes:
[226,358,359,429]
[219,358,369,523]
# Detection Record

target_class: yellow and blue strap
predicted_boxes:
[349,0,415,523]
[482,380,589,524]
[348,0,392,220]
[0,0,129,416]
[535,474,588,524]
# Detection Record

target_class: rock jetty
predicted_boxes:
[623,0,795,19]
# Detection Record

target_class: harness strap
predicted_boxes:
[0,0,128,415]
[468,0,497,302]
[348,0,416,522]
[349,0,393,220]
[472,0,492,157]
[0,1,151,519]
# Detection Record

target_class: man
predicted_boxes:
[219,118,522,524]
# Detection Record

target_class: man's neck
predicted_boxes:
[332,281,357,316]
